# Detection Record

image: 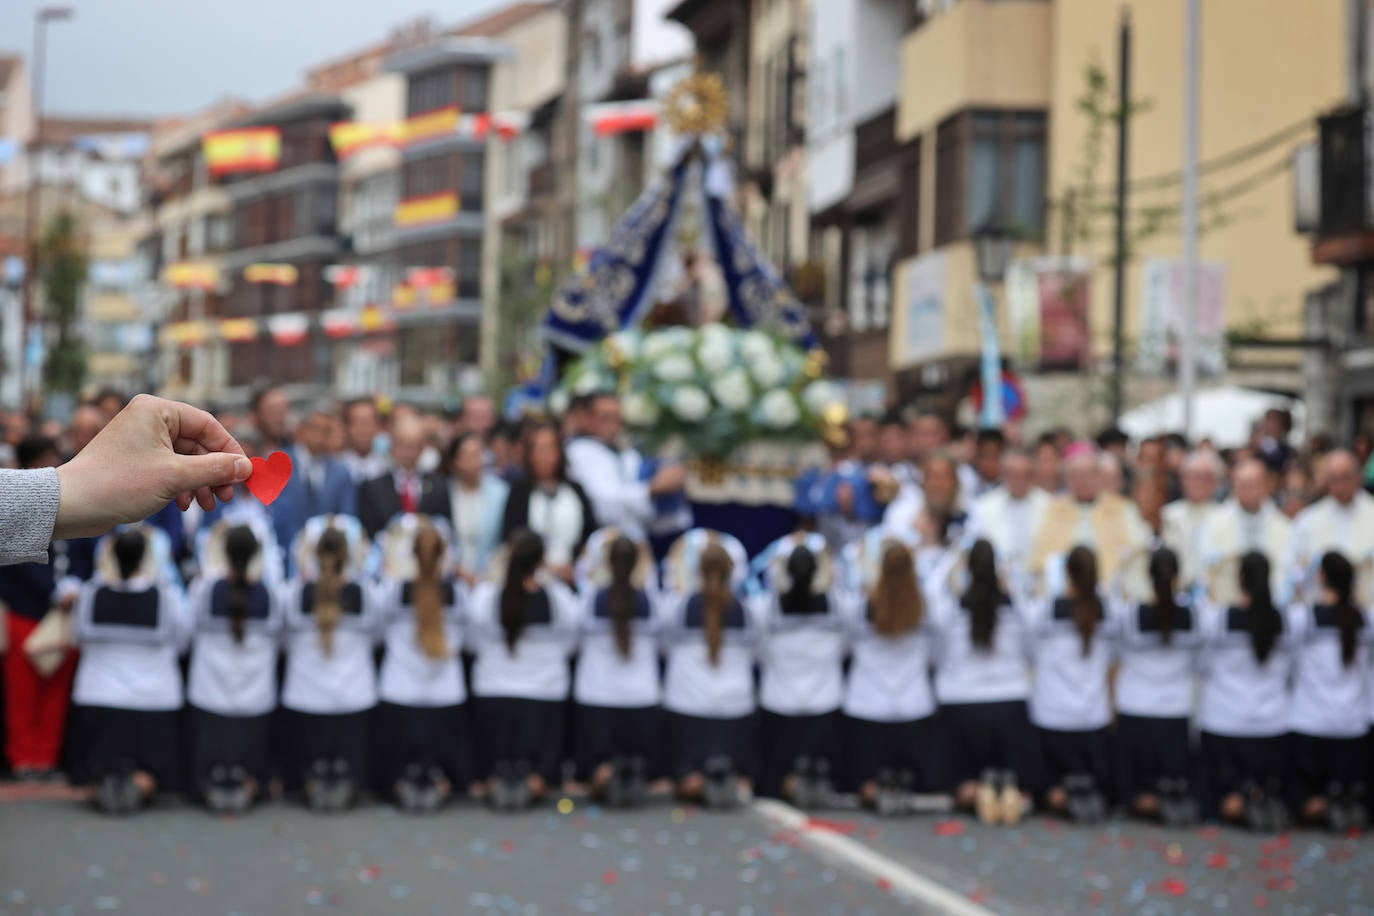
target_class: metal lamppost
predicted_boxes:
[972,224,1014,428]
[22,5,75,402]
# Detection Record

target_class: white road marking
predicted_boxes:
[750,798,997,916]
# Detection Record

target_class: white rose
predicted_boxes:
[710,368,752,412]
[653,353,696,382]
[623,391,660,427]
[802,380,842,415]
[739,330,775,364]
[642,327,692,362]
[696,332,735,374]
[670,386,711,422]
[574,371,608,395]
[750,353,785,388]
[548,389,570,417]
[759,389,800,429]
[607,329,641,362]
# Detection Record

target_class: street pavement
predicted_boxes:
[1,791,1372,915]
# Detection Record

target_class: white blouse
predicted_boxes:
[527,484,585,567]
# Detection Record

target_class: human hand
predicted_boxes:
[835,482,855,517]
[649,463,687,496]
[549,563,575,585]
[55,394,251,539]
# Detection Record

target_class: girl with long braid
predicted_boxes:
[278,515,380,810]
[186,522,283,812]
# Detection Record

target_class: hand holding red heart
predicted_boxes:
[54,394,252,540]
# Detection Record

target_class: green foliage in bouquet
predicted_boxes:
[554,325,846,459]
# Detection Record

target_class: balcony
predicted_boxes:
[1312,105,1374,265]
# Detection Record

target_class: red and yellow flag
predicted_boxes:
[394,192,459,227]
[403,106,460,146]
[244,263,298,286]
[329,121,403,158]
[219,318,259,342]
[203,128,281,177]
[162,262,220,290]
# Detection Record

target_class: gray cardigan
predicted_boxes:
[0,468,59,566]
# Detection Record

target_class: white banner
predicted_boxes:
[1138,257,1228,377]
[899,250,945,366]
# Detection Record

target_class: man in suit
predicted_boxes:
[358,412,451,538]
[273,408,357,553]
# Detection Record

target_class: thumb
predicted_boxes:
[170,452,253,492]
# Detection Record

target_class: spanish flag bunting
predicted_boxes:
[267,314,309,346]
[219,317,259,342]
[162,321,208,348]
[394,191,459,227]
[162,262,220,290]
[320,310,356,339]
[328,121,403,158]
[244,263,298,286]
[406,266,454,288]
[403,106,460,145]
[586,100,659,136]
[392,284,418,309]
[359,305,393,333]
[427,281,455,304]
[491,111,530,140]
[323,265,364,288]
[203,127,281,177]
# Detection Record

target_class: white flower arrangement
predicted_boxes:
[548,388,570,417]
[556,325,842,458]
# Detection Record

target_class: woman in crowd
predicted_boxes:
[69,526,189,813]
[754,532,847,804]
[278,516,379,809]
[1287,551,1368,829]
[928,538,1037,825]
[185,521,283,811]
[1111,547,1201,823]
[1197,551,1292,830]
[1026,546,1115,822]
[840,536,936,812]
[446,432,509,584]
[572,529,663,803]
[661,530,756,806]
[500,424,597,584]
[375,516,470,810]
[467,529,580,807]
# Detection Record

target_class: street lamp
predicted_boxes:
[972,223,1014,286]
[971,223,1014,429]
[21,5,75,403]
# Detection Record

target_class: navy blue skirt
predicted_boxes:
[187,706,273,798]
[1114,713,1192,800]
[1037,726,1114,800]
[472,696,566,784]
[665,711,758,780]
[759,709,842,797]
[70,704,181,793]
[374,702,474,793]
[276,707,372,794]
[937,700,1042,792]
[842,714,937,792]
[575,703,664,781]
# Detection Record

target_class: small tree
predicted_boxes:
[39,211,87,395]
[489,245,554,394]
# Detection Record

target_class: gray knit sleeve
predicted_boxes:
[0,467,59,566]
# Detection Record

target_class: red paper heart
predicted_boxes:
[245,451,292,505]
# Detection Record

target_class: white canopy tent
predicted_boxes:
[1118,386,1304,449]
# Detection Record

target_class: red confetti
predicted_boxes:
[933,820,965,837]
[499,840,515,854]
[969,889,988,904]
[1265,876,1285,891]
[1119,837,1135,850]
[1199,826,1220,839]
[1254,894,1270,909]
[1088,892,1104,907]
[1165,851,1188,867]
[1261,840,1279,856]
[1347,826,1363,840]
[1205,852,1230,869]
[804,817,858,836]
[1157,878,1188,897]
[1281,877,1296,893]
[601,870,617,886]
[876,877,892,892]
[1277,834,1291,849]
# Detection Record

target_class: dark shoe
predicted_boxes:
[703,755,738,810]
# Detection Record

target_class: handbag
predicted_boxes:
[24,608,72,678]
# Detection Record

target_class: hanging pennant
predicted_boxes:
[162,321,208,348]
[406,266,454,288]
[320,310,357,339]
[219,318,259,342]
[586,100,660,136]
[394,192,459,227]
[359,305,395,333]
[329,121,403,158]
[267,314,309,346]
[162,262,220,290]
[244,263,298,285]
[392,284,418,309]
[324,265,365,288]
[404,106,460,146]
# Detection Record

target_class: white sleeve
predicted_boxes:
[565,440,653,529]
[68,584,96,646]
[164,584,194,653]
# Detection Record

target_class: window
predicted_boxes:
[459,239,482,298]
[403,153,456,198]
[407,69,454,116]
[934,109,1046,246]
[458,66,489,112]
[460,154,484,211]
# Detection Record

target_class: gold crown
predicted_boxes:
[663,71,730,136]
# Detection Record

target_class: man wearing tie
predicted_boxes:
[274,408,357,552]
[357,413,452,538]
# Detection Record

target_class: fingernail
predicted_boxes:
[234,457,252,481]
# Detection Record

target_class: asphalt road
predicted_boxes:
[2,793,1372,915]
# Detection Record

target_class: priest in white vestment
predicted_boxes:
[1161,450,1223,589]
[1287,449,1374,593]
[1199,457,1293,599]
[969,448,1048,589]
[1030,442,1150,584]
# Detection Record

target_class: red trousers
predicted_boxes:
[3,614,77,770]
